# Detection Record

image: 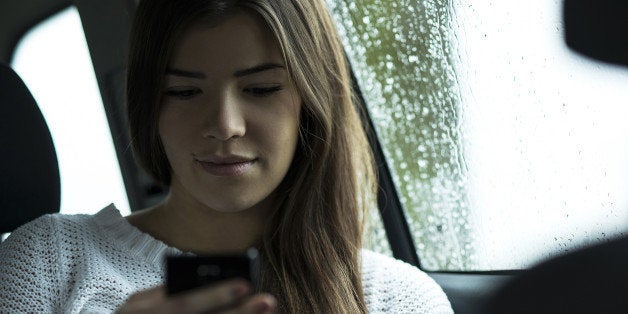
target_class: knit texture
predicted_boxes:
[0,205,452,313]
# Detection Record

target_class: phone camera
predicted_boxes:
[197,264,220,278]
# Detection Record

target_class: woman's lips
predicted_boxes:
[197,159,256,177]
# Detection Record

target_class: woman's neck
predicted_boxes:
[126,192,273,254]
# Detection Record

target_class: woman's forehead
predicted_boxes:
[168,11,284,75]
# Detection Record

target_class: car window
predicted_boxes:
[11,7,130,216]
[328,0,628,270]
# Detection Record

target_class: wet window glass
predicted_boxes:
[327,0,628,270]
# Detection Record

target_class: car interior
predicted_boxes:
[1,0,626,313]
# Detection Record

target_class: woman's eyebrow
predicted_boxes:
[165,68,206,79]
[164,63,284,79]
[234,63,284,77]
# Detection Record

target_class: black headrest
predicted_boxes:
[0,63,60,233]
[564,0,628,66]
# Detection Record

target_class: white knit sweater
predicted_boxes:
[0,205,453,313]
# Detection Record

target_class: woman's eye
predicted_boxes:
[164,88,201,99]
[243,86,283,97]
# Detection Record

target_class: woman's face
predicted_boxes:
[159,11,301,213]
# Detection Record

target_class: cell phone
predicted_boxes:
[166,247,260,295]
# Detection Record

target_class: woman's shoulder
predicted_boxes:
[0,207,109,311]
[1,211,58,256]
[360,249,433,285]
[360,249,453,314]
[1,205,116,252]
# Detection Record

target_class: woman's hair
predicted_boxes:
[127,0,377,312]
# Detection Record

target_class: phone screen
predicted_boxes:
[166,247,260,295]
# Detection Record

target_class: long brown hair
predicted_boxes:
[126,1,377,313]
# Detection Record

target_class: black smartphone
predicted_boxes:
[166,247,260,295]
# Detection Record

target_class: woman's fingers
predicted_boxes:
[124,285,165,303]
[167,279,251,313]
[221,293,277,314]
[117,279,254,313]
[117,286,167,313]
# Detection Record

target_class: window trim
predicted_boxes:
[350,68,422,268]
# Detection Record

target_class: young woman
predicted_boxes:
[0,0,452,313]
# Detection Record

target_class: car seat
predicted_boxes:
[0,62,60,235]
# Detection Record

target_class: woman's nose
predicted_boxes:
[201,93,245,141]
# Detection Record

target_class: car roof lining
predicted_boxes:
[0,0,72,63]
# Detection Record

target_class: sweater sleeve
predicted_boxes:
[0,215,60,312]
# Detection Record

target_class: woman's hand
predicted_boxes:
[116,279,276,313]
